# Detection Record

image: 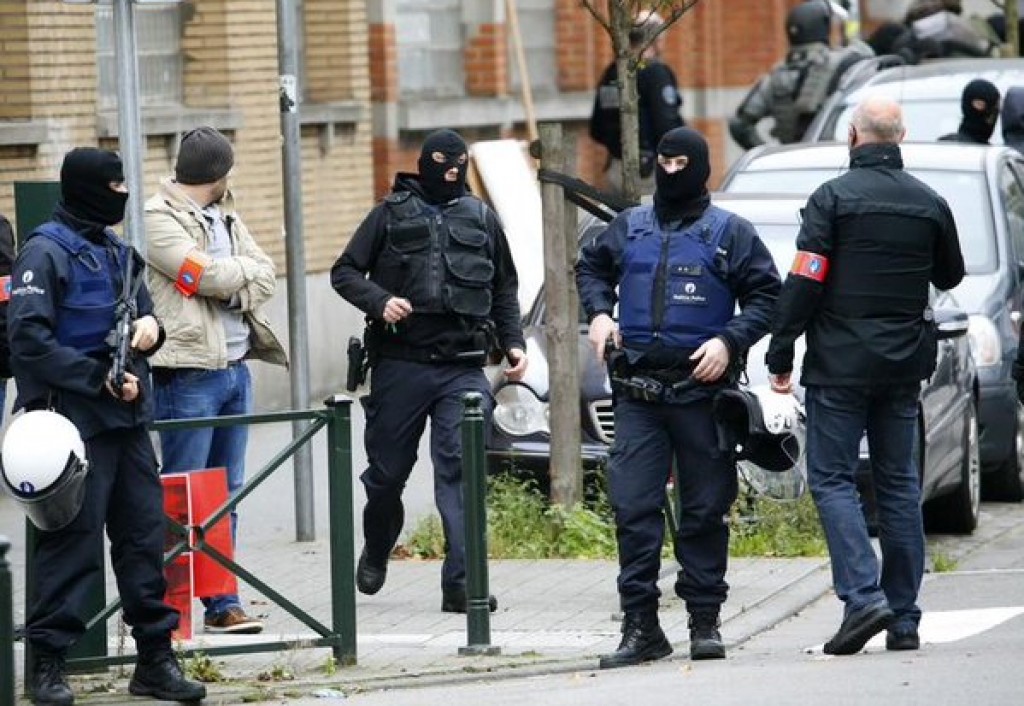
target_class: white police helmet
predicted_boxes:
[713,386,806,500]
[1,410,89,531]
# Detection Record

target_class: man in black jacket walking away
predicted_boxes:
[767,96,965,656]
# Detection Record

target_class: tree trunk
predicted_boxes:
[539,123,582,508]
[611,1,642,204]
[1008,1,1020,58]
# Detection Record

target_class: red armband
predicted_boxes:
[0,275,9,302]
[790,251,829,283]
[174,251,207,297]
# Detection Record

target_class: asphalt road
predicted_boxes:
[293,503,1024,706]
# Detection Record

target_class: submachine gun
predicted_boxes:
[107,248,143,396]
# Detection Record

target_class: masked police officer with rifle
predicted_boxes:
[576,127,781,668]
[5,148,205,705]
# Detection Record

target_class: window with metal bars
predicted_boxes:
[95,3,183,111]
[396,0,465,98]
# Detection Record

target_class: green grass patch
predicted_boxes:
[931,552,958,573]
[728,492,828,557]
[398,472,827,560]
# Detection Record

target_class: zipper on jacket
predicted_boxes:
[430,212,443,304]
[650,231,670,340]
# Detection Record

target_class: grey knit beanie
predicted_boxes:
[175,126,235,185]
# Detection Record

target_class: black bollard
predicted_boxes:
[459,392,499,656]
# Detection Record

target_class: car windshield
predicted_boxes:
[825,100,983,143]
[726,169,996,274]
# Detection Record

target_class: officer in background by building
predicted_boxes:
[729,1,874,151]
[766,96,965,656]
[938,79,1001,144]
[576,127,781,669]
[589,10,684,196]
[144,126,287,636]
[1001,86,1024,154]
[331,128,528,613]
[7,148,205,705]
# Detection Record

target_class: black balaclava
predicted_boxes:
[59,147,128,226]
[959,78,1001,143]
[417,129,469,204]
[654,127,711,221]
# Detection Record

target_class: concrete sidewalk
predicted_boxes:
[7,537,833,704]
[0,412,834,704]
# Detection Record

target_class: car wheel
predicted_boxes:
[924,398,980,534]
[984,399,1024,502]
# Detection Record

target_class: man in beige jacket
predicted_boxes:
[144,126,287,634]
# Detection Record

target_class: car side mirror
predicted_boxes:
[934,307,969,340]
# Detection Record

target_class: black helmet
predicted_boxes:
[786,1,832,46]
[713,387,806,500]
[1,410,90,531]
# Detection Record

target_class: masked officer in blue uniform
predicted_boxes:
[331,129,528,613]
[576,127,781,668]
[8,148,206,705]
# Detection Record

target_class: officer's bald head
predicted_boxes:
[849,96,906,145]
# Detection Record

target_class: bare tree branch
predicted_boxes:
[580,0,614,36]
[580,0,703,202]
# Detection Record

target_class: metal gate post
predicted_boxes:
[325,395,356,664]
[0,537,14,705]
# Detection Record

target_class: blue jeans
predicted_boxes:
[805,384,924,629]
[155,363,252,618]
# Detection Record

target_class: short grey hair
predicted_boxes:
[850,96,905,143]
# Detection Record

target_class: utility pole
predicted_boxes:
[111,0,146,254]
[275,0,316,541]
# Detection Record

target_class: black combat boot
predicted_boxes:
[129,644,206,703]
[30,650,74,706]
[688,609,726,660]
[599,611,673,669]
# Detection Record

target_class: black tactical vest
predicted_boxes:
[375,192,494,318]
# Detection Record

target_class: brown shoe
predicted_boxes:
[204,607,264,634]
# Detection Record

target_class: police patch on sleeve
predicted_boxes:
[662,85,678,106]
[790,251,829,283]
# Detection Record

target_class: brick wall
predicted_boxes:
[0,2,30,122]
[0,0,373,278]
[465,23,507,97]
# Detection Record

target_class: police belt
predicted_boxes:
[379,341,487,366]
[610,371,701,404]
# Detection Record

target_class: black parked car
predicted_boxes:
[722,141,1024,503]
[487,193,981,533]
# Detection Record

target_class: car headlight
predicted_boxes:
[493,384,549,437]
[967,315,1002,368]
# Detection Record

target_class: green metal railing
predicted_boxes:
[1,537,14,705]
[22,396,356,678]
[6,389,500,697]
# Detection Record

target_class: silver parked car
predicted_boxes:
[722,141,1024,502]
[802,58,1024,144]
